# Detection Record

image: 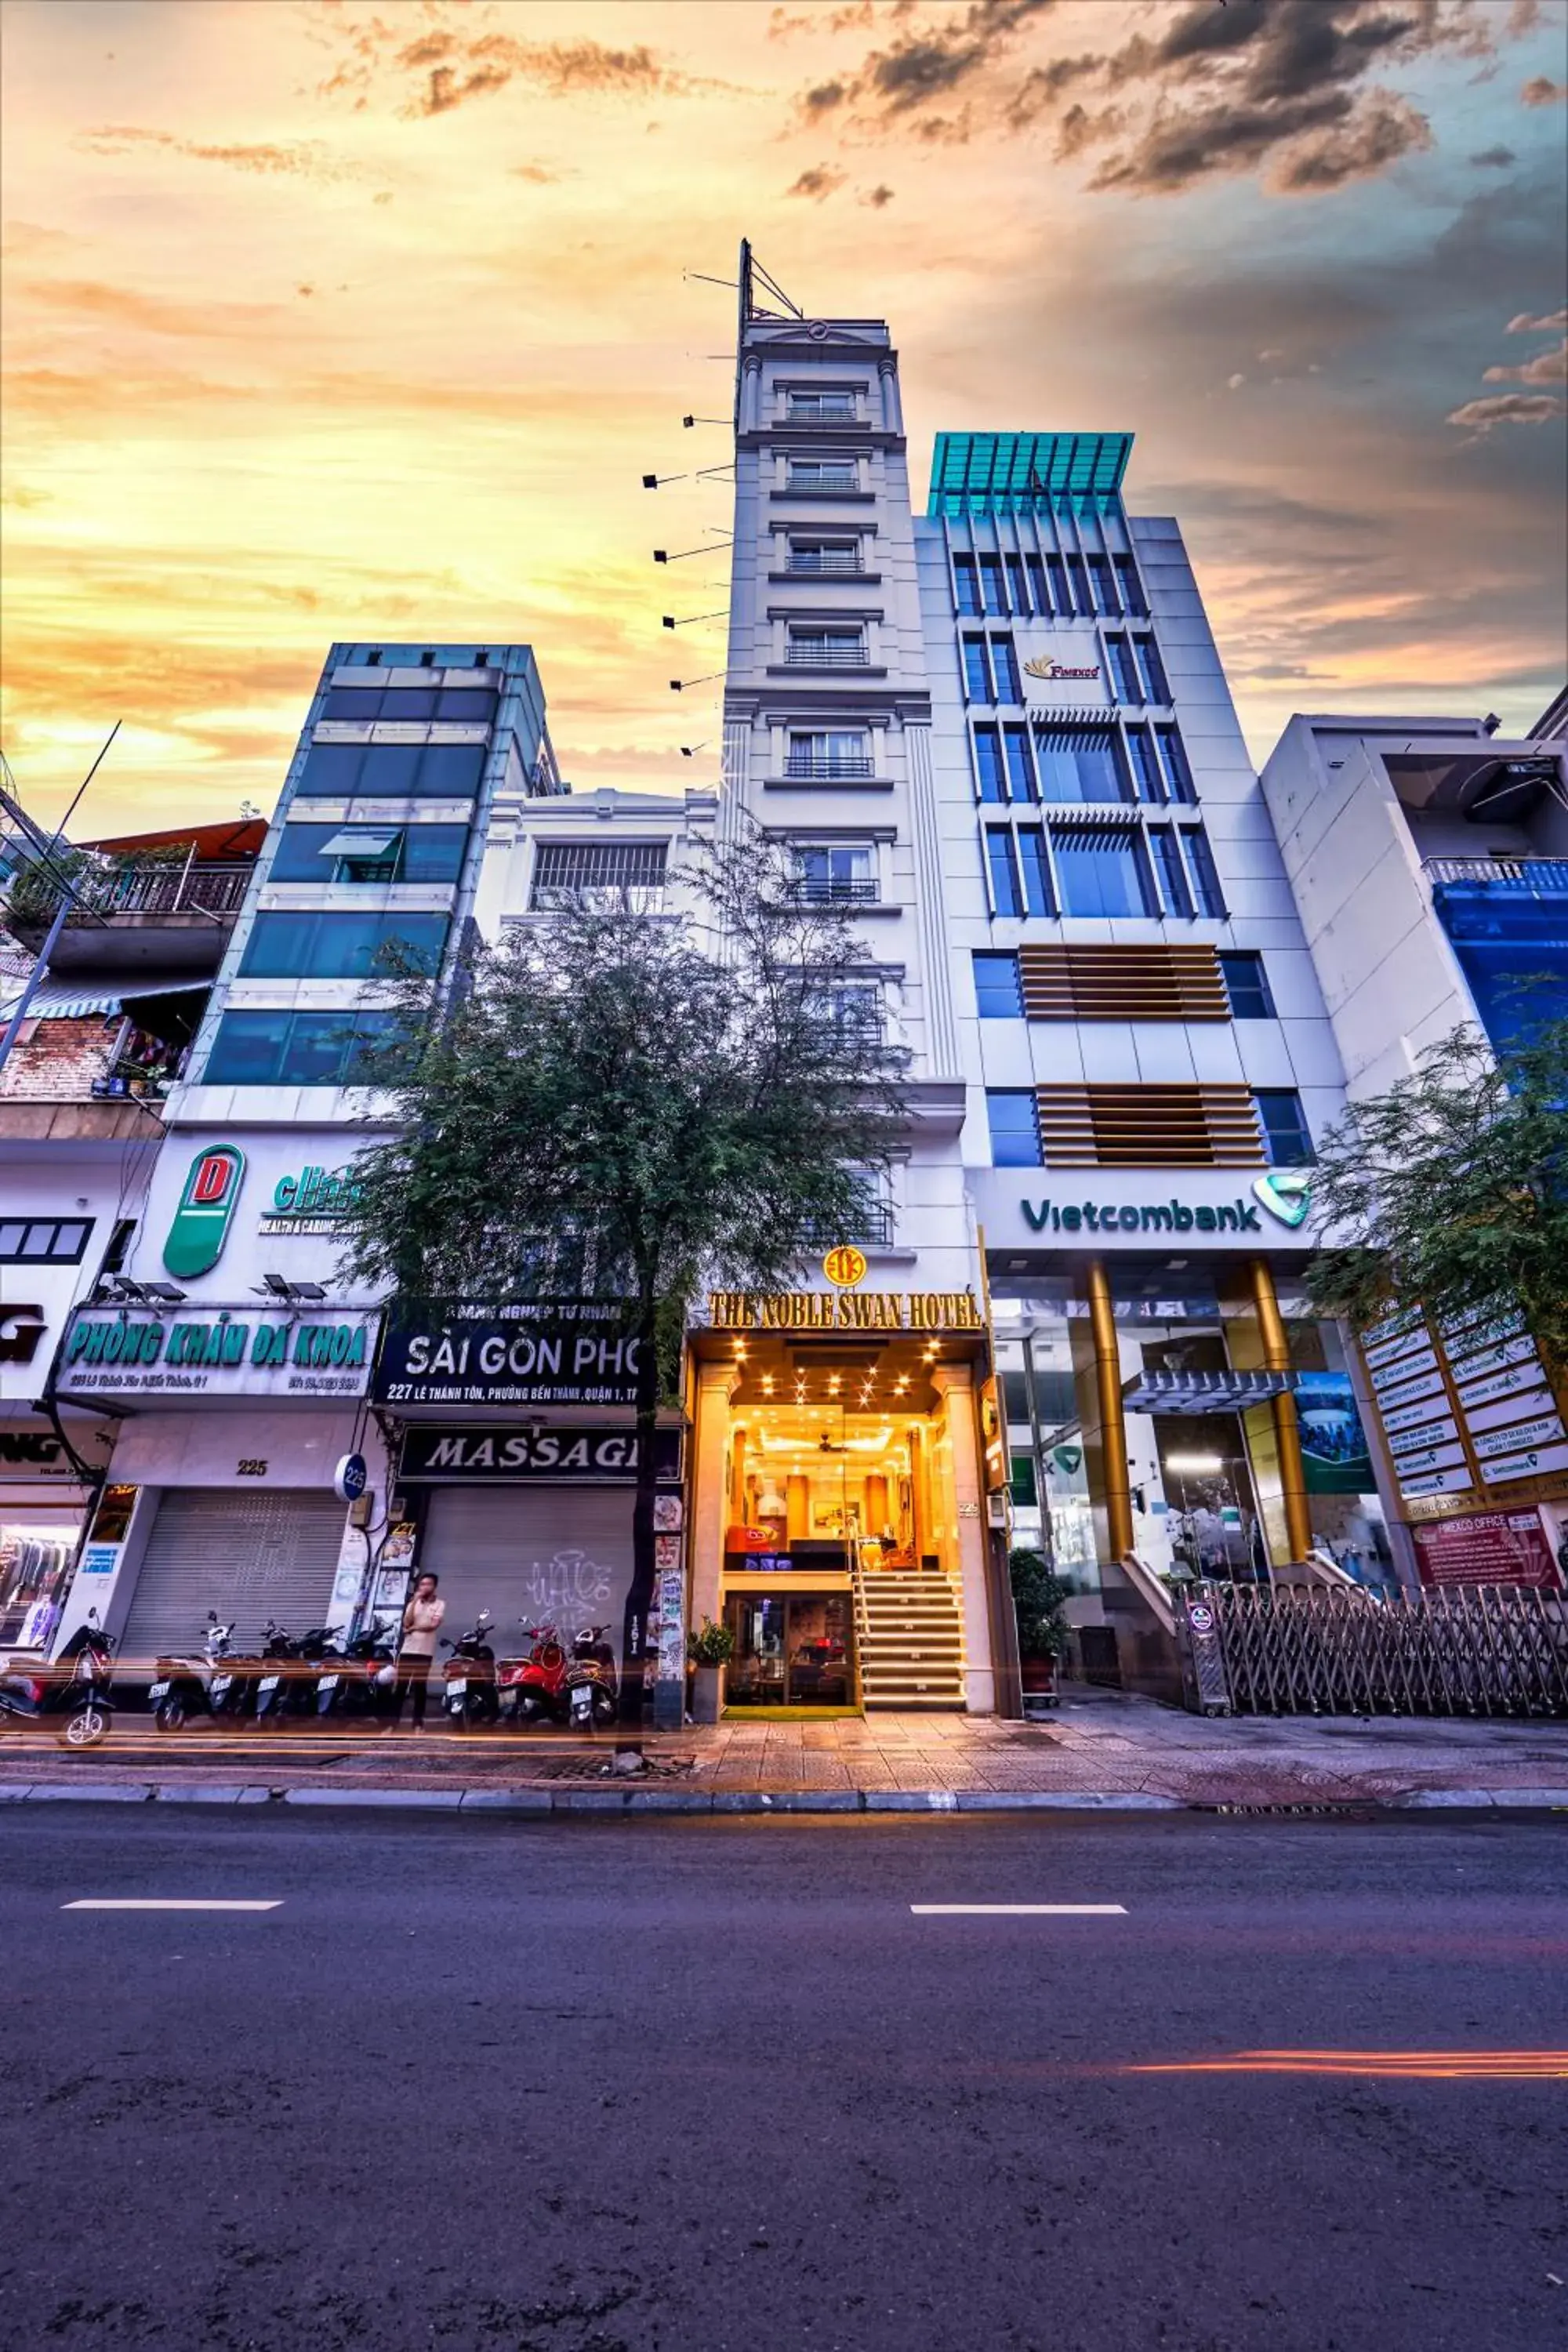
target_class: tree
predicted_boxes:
[334,826,909,1762]
[1007,1547,1069,1661]
[1303,1017,1568,1374]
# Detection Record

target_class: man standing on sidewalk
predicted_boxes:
[392,1573,445,1732]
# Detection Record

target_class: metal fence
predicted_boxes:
[1181,1583,1568,1718]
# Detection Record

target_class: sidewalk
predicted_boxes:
[3,1685,1567,1812]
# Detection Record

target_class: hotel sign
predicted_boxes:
[707,1290,984,1333]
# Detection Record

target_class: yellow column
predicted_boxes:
[1086,1260,1134,1560]
[1251,1259,1312,1563]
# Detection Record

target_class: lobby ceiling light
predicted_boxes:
[1164,1453,1224,1474]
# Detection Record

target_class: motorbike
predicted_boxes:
[318,1620,400,1722]
[564,1624,619,1729]
[253,1622,305,1726]
[0,1610,115,1748]
[150,1613,235,1731]
[497,1622,568,1727]
[441,1612,499,1731]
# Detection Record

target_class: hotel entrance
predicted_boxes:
[688,1293,996,1712]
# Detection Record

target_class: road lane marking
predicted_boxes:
[62,1900,283,1912]
[1123,2048,1568,2079]
[910,1904,1127,1916]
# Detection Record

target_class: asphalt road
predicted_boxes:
[0,1810,1563,2352]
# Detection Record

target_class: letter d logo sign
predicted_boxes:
[165,1145,245,1277]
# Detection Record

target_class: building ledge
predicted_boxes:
[0,1098,165,1142]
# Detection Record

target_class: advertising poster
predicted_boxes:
[1413,1510,1559,1590]
[1294,1374,1375,1494]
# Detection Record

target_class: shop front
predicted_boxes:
[0,1414,116,1650]
[687,1280,999,1713]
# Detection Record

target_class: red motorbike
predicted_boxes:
[497,1622,568,1727]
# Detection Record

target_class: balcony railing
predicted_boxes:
[785,643,870,669]
[91,863,252,919]
[787,471,858,492]
[791,877,880,905]
[784,754,876,781]
[1425,855,1568,893]
[784,402,859,423]
[804,1203,895,1247]
[786,552,865,576]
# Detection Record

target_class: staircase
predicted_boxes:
[854,1563,967,1710]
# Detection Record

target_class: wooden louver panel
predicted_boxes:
[1019,944,1229,1022]
[1036,1084,1265,1168]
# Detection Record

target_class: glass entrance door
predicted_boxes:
[725,1592,856,1708]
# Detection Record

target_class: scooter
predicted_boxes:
[253,1623,303,1726]
[150,1613,234,1732]
[441,1612,499,1731]
[497,1622,568,1727]
[0,1610,115,1748]
[564,1624,619,1729]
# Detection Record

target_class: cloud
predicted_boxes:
[510,162,566,184]
[793,0,1055,129]
[1446,390,1567,428]
[787,165,848,200]
[860,183,896,206]
[1227,372,1247,390]
[77,126,368,182]
[1508,307,1568,331]
[1470,144,1517,166]
[17,278,282,339]
[1483,336,1568,383]
[1520,74,1567,103]
[314,9,726,119]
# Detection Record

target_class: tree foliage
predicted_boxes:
[1303,1018,1568,1374]
[1008,1548,1070,1661]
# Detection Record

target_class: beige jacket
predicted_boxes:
[400,1594,446,1658]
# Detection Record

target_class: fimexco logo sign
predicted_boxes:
[163,1145,246,1278]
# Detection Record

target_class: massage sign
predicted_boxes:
[60,1306,382,1401]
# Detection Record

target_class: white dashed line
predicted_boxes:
[62,1900,283,1912]
[910,1903,1127,1916]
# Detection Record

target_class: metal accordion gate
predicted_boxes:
[1178,1583,1568,1718]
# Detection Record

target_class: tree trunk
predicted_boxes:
[615,1294,662,1762]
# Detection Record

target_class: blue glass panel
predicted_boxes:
[975,727,1006,803]
[1052,826,1156,917]
[203,1011,291,1085]
[1018,829,1055,915]
[986,830,1022,916]
[953,557,981,615]
[1034,728,1127,805]
[1149,829,1193,919]
[963,638,992,701]
[991,638,1022,702]
[973,953,1022,1016]
[1003,726,1035,801]
[1255,1091,1314,1167]
[297,744,364,797]
[988,1091,1042,1167]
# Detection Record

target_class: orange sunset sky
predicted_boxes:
[2,0,1566,835]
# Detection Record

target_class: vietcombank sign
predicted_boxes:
[969,1169,1315,1252]
[60,1307,382,1401]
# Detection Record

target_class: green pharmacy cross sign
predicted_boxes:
[164,1146,246,1278]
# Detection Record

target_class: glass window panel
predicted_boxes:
[1149,829,1193,919]
[240,912,320,977]
[1114,556,1147,616]
[1219,952,1275,1019]
[354,744,423,795]
[435,688,498,723]
[1003,725,1035,802]
[204,1011,292,1085]
[270,824,348,880]
[1156,726,1195,803]
[1005,554,1029,614]
[1051,825,1156,917]
[1181,826,1227,916]
[321,688,384,722]
[973,952,1022,1017]
[297,743,365,798]
[20,1222,56,1259]
[1087,557,1116,614]
[1106,637,1141,704]
[1034,727,1127,805]
[988,1091,1042,1167]
[1025,554,1048,614]
[1256,1090,1314,1166]
[1127,729,1165,804]
[1018,829,1055,916]
[980,556,1006,615]
[985,829,1022,916]
[991,637,1022,702]
[51,1221,92,1261]
[974,726,1006,803]
[415,743,486,798]
[1065,556,1090,614]
[1010,1450,1039,1507]
[962,637,992,702]
[401,826,469,883]
[0,1223,26,1256]
[953,557,981,615]
[1134,637,1171,703]
[377,688,437,720]
[241,912,448,980]
[278,1013,360,1085]
[1046,554,1070,614]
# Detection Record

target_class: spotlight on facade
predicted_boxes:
[1164,1453,1224,1475]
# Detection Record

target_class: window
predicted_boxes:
[1156,726,1195,804]
[962,637,992,702]
[319,686,496,725]
[1255,1090,1314,1166]
[796,844,875,902]
[296,742,487,800]
[1114,556,1147,617]
[270,822,469,885]
[786,729,873,780]
[973,952,1022,1016]
[1106,637,1142,705]
[953,556,981,615]
[1087,557,1116,615]
[979,555,1006,615]
[1127,729,1165,804]
[239,910,449,980]
[530,841,668,910]
[1025,554,1049,615]
[1003,725,1035,802]
[986,829,1022,916]
[988,1091,1042,1167]
[974,726,1006,804]
[786,390,856,419]
[990,637,1022,702]
[1148,829,1194,920]
[1065,556,1090,615]
[787,457,858,490]
[1009,1450,1039,1508]
[1051,825,1156,918]
[1181,827,1227,917]
[1134,637,1171,704]
[1218,952,1276,1019]
[1018,829,1055,915]
[0,1218,94,1265]
[811,982,882,1043]
[1033,725,1128,805]
[203,1009,408,1087]
[101,1218,136,1274]
[789,538,862,576]
[1005,554,1029,614]
[786,626,868,669]
[1046,554,1071,615]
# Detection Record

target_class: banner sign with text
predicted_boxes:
[376,1301,644,1408]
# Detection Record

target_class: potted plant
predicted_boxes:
[688,1616,735,1725]
[1010,1546,1069,1711]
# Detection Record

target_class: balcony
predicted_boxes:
[786,552,866,576]
[791,878,880,905]
[5,852,257,975]
[783,755,877,782]
[784,643,870,670]
[786,472,858,493]
[1424,856,1568,892]
[784,402,860,425]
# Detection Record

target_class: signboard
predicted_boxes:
[376,1301,644,1408]
[0,1417,113,1485]
[1359,1297,1565,1513]
[969,1170,1318,1253]
[259,1163,361,1236]
[1412,1510,1559,1591]
[1018,630,1108,706]
[163,1145,245,1278]
[59,1306,381,1401]
[397,1424,682,1483]
[1294,1374,1374,1495]
[706,1290,984,1333]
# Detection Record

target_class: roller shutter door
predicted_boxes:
[420,1488,634,1664]
[118,1490,348,1671]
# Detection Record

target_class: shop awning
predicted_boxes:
[1120,1370,1295,1414]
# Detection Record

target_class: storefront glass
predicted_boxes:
[0,1521,79,1648]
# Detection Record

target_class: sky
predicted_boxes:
[2,0,1566,835]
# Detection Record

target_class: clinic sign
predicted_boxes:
[164,1145,245,1278]
[59,1306,382,1400]
[971,1170,1316,1252]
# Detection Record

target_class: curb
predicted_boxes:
[2,1780,1566,1817]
